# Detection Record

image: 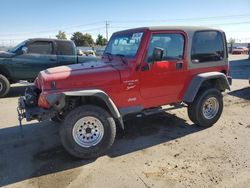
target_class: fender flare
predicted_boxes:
[46,89,124,128]
[0,65,11,80]
[63,89,121,118]
[184,72,230,103]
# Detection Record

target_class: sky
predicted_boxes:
[0,0,250,46]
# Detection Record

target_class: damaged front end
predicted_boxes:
[17,87,58,124]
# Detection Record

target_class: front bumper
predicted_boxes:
[17,95,56,122]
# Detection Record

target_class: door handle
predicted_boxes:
[50,58,56,61]
[176,62,183,70]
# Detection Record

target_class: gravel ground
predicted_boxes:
[0,55,250,188]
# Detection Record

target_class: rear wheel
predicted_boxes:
[60,105,116,159]
[188,88,223,127]
[0,74,10,98]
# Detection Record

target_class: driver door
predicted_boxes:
[12,41,57,80]
[139,31,187,104]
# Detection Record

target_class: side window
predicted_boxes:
[191,31,224,63]
[27,41,53,55]
[57,41,75,55]
[146,33,184,62]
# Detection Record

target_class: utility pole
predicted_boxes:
[105,21,109,40]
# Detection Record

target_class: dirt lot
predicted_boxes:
[0,55,250,188]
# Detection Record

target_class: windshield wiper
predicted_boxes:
[114,54,127,65]
[104,52,113,62]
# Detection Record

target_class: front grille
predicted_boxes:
[24,87,40,107]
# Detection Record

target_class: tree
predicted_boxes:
[56,30,67,40]
[71,32,94,47]
[82,33,94,47]
[96,34,108,46]
[228,38,235,53]
[71,32,85,46]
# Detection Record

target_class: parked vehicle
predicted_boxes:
[77,49,96,56]
[18,26,231,159]
[0,38,98,97]
[232,46,249,54]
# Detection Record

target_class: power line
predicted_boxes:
[109,21,250,30]
[0,26,106,41]
[1,14,250,44]
[0,19,249,40]
[201,21,250,26]
[110,13,250,23]
[64,26,106,35]
[0,21,105,36]
[1,13,250,37]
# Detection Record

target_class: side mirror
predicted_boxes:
[153,47,164,62]
[21,46,28,54]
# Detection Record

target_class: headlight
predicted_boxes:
[38,93,50,109]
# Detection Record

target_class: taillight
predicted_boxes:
[38,94,50,109]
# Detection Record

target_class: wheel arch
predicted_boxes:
[0,65,11,80]
[184,72,230,103]
[46,89,124,129]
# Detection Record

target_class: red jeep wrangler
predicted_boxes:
[18,26,231,159]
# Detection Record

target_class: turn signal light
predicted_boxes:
[38,94,50,109]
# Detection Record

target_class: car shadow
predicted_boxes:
[228,87,250,100]
[229,58,250,80]
[0,112,206,187]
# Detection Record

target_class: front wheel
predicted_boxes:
[188,88,223,127]
[0,74,10,98]
[60,105,116,159]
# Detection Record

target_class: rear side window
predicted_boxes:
[191,31,224,63]
[27,41,53,54]
[57,41,75,55]
[146,33,184,62]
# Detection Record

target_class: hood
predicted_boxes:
[39,60,121,91]
[0,51,14,58]
[46,60,105,74]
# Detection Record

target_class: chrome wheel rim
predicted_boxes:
[202,97,219,120]
[72,116,104,148]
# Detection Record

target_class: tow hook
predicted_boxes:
[17,107,25,138]
[17,97,26,138]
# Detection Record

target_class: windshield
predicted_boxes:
[8,40,28,53]
[104,31,144,58]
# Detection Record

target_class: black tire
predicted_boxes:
[51,114,64,123]
[187,88,223,127]
[60,105,116,159]
[0,74,10,98]
[51,116,62,123]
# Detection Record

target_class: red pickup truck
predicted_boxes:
[18,26,231,159]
